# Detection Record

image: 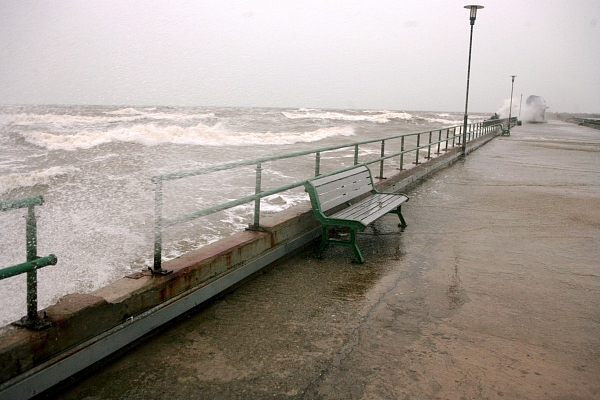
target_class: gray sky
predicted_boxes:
[1,0,598,113]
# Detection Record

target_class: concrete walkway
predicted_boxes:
[53,121,600,400]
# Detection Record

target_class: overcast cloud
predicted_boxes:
[1,0,598,113]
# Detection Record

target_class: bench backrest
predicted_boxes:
[305,165,375,212]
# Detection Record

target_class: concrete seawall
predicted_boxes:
[0,129,499,397]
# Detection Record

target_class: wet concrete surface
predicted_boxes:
[52,121,599,399]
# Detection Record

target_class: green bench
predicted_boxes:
[304,165,409,263]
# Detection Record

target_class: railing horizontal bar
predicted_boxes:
[162,180,309,228]
[0,255,57,280]
[0,196,44,212]
[160,121,505,228]
[152,124,472,183]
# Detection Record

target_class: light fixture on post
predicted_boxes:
[508,75,516,132]
[461,5,484,156]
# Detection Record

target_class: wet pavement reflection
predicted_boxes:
[53,121,600,399]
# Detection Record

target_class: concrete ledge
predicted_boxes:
[0,130,498,387]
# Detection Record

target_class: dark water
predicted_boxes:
[0,104,487,325]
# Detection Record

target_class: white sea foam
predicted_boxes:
[1,113,122,126]
[20,124,356,150]
[220,192,307,224]
[421,117,461,125]
[0,111,214,127]
[282,110,412,123]
[104,107,215,120]
[104,107,143,115]
[0,166,79,194]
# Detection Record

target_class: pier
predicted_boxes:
[1,120,599,399]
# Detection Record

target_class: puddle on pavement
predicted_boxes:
[447,258,468,310]
[324,223,407,302]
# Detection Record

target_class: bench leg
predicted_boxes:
[314,226,329,259]
[391,206,407,228]
[315,226,365,263]
[350,228,365,264]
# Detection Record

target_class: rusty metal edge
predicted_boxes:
[0,228,320,400]
[0,128,501,399]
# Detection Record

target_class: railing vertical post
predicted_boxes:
[426,131,432,159]
[3,196,56,329]
[354,145,359,165]
[444,128,450,151]
[315,152,321,177]
[414,133,421,165]
[153,180,162,271]
[453,127,457,148]
[25,205,38,322]
[436,129,442,154]
[378,140,385,179]
[152,180,171,275]
[250,162,264,231]
[398,136,405,170]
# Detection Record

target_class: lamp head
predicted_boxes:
[464,5,484,25]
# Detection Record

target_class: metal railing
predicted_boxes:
[578,118,600,129]
[151,118,513,272]
[0,196,57,329]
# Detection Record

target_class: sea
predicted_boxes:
[0,104,488,326]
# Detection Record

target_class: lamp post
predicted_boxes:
[508,75,516,132]
[461,5,484,156]
[518,93,523,120]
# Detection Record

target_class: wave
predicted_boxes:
[20,124,356,150]
[282,110,412,123]
[0,166,79,194]
[417,117,462,125]
[104,107,143,115]
[104,108,216,121]
[0,111,215,127]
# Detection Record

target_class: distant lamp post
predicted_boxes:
[518,93,523,120]
[508,75,516,131]
[461,5,484,156]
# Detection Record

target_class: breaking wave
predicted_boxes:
[0,166,79,194]
[20,124,355,150]
[282,110,412,123]
[0,110,214,126]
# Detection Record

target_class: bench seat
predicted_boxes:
[329,193,409,229]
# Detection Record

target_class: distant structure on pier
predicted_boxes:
[525,95,548,123]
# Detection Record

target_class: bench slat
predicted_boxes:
[310,165,370,187]
[314,169,373,211]
[318,178,373,211]
[315,173,372,198]
[352,196,408,226]
[332,194,400,220]
[332,193,408,226]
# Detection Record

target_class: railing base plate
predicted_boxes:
[148,268,173,276]
[13,314,53,331]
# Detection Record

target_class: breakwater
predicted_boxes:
[0,120,509,399]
